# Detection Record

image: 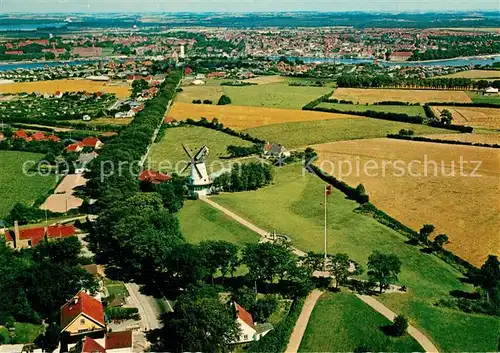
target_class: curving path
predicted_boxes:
[201,197,440,353]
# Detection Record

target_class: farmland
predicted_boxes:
[467,92,500,104]
[168,102,361,130]
[332,88,472,104]
[147,125,254,174]
[178,200,260,246]
[431,106,500,129]
[422,133,500,145]
[212,163,498,352]
[0,151,57,218]
[313,138,500,266]
[177,78,332,110]
[317,102,426,116]
[299,292,423,352]
[440,69,500,79]
[243,117,456,148]
[0,79,131,99]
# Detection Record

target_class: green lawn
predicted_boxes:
[147,125,254,174]
[178,200,260,246]
[0,151,57,218]
[299,292,423,352]
[317,102,426,117]
[212,164,498,352]
[466,92,500,104]
[105,279,129,299]
[243,118,456,149]
[0,323,44,344]
[177,80,332,110]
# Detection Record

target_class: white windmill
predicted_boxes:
[182,143,213,196]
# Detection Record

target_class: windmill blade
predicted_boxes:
[194,145,207,160]
[194,163,203,179]
[181,162,192,174]
[182,143,194,159]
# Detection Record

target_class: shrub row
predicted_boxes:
[183,118,265,144]
[247,297,305,353]
[302,91,335,110]
[387,134,499,149]
[226,144,262,158]
[374,101,421,106]
[426,101,500,108]
[105,307,140,321]
[428,120,474,133]
[309,164,369,204]
[311,106,424,124]
[221,81,257,86]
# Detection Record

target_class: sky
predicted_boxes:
[0,0,498,13]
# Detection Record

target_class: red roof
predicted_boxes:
[105,331,133,350]
[31,131,46,141]
[47,134,61,142]
[65,142,84,152]
[80,336,106,353]
[13,130,29,139]
[47,225,75,238]
[164,116,175,123]
[60,291,105,330]
[81,137,102,148]
[138,170,171,184]
[235,302,255,329]
[5,227,45,246]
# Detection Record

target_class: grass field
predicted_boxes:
[432,106,500,129]
[467,92,500,104]
[178,200,260,246]
[177,78,332,110]
[0,79,131,99]
[317,102,426,116]
[105,279,129,299]
[440,70,500,79]
[0,151,57,218]
[422,133,500,145]
[147,125,254,174]
[243,118,456,149]
[169,102,361,130]
[333,88,472,104]
[299,292,423,352]
[212,163,498,351]
[313,138,500,266]
[0,323,44,344]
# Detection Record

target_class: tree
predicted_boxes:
[151,287,239,352]
[200,240,239,283]
[440,109,453,125]
[301,251,324,275]
[217,95,232,105]
[391,315,408,336]
[433,234,449,249]
[329,253,351,288]
[479,255,500,305]
[233,286,257,310]
[419,224,435,244]
[250,295,278,323]
[367,251,402,294]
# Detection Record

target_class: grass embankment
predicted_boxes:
[299,292,423,352]
[243,118,456,148]
[0,151,57,218]
[212,164,498,352]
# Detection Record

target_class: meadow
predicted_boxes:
[177,78,332,110]
[299,292,423,352]
[168,102,361,130]
[0,79,131,99]
[178,200,260,246]
[212,163,498,352]
[333,88,472,104]
[313,138,500,266]
[431,105,500,129]
[440,69,500,79]
[146,125,254,174]
[0,151,57,218]
[317,102,426,116]
[243,117,456,149]
[467,92,500,104]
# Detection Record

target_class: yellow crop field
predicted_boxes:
[440,70,500,79]
[423,133,500,145]
[432,106,500,129]
[0,79,131,99]
[314,138,500,266]
[168,102,361,130]
[333,88,472,104]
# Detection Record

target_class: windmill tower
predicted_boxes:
[182,143,213,196]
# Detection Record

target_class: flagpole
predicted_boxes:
[324,184,327,271]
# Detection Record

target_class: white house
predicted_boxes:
[263,142,291,159]
[233,302,273,344]
[484,86,499,95]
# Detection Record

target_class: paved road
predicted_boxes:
[285,290,323,353]
[125,283,161,331]
[356,294,439,353]
[201,197,439,352]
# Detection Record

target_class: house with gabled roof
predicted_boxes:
[233,302,273,344]
[71,331,133,353]
[4,222,76,249]
[60,291,106,337]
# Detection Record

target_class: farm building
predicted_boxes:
[483,86,499,95]
[232,302,273,344]
[138,169,172,184]
[4,222,76,249]
[263,142,291,159]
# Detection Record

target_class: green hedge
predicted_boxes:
[387,134,499,148]
[105,307,140,321]
[247,296,305,353]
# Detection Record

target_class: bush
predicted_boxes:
[391,315,408,336]
[105,307,140,321]
[192,99,202,104]
[217,95,232,105]
[203,99,213,105]
[250,295,279,323]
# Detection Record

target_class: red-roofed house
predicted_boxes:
[66,142,85,153]
[47,134,61,142]
[13,130,31,141]
[233,302,273,344]
[72,331,133,353]
[75,336,106,353]
[60,291,106,337]
[138,170,171,184]
[4,222,76,249]
[81,137,104,150]
[31,131,46,141]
